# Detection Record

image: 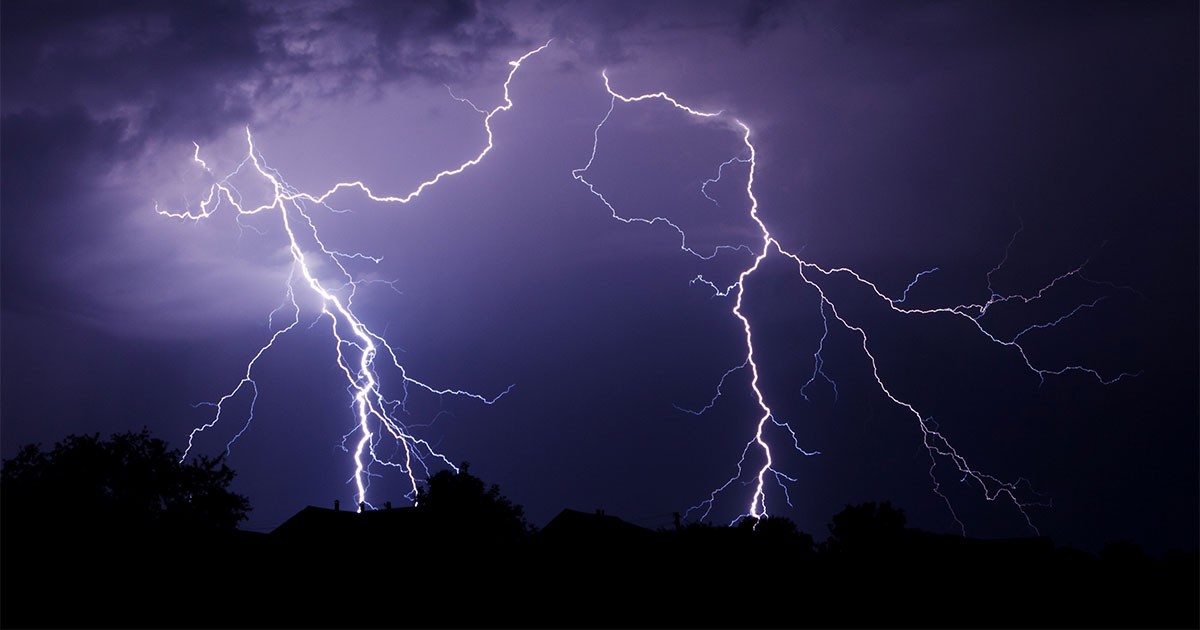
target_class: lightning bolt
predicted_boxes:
[160,42,551,509]
[574,70,1137,533]
[162,39,1134,533]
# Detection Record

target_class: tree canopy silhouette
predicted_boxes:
[1,428,249,535]
[415,463,530,542]
[826,500,906,555]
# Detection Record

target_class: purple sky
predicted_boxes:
[3,0,1196,552]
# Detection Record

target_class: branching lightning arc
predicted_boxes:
[163,41,1134,531]
[159,42,550,509]
[572,69,1137,533]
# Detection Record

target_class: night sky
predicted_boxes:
[2,0,1196,554]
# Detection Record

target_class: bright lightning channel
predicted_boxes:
[159,42,552,510]
[162,39,1133,533]
[574,70,1138,534]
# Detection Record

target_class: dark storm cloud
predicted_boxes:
[737,0,793,43]
[323,0,519,82]
[0,0,525,327]
[1,0,267,142]
[1,0,522,145]
[1,0,270,330]
[0,109,132,318]
[541,0,800,66]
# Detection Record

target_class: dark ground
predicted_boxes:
[3,507,1195,628]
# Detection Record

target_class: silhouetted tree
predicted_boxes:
[1,428,250,535]
[1099,539,1152,571]
[415,464,530,543]
[743,514,817,556]
[752,514,797,536]
[825,501,906,555]
[2,430,252,629]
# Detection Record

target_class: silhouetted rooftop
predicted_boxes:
[271,504,424,539]
[538,508,654,543]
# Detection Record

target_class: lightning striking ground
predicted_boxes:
[163,40,1133,533]
[160,43,551,509]
[573,70,1136,533]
